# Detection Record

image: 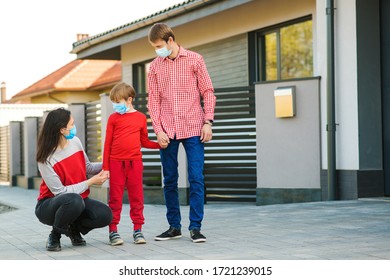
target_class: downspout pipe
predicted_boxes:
[326,0,337,200]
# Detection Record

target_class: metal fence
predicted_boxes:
[205,87,256,202]
[134,86,257,202]
[0,104,66,184]
[0,125,9,182]
[1,90,257,203]
[85,101,103,162]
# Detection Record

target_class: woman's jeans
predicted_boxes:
[160,136,205,231]
[35,193,112,235]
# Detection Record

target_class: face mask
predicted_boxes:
[155,46,172,58]
[113,102,129,114]
[64,125,76,140]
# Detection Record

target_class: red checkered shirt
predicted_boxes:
[147,47,216,140]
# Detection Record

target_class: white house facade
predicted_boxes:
[69,0,387,205]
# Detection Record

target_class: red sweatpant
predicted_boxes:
[108,159,144,232]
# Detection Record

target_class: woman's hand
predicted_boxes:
[87,170,108,186]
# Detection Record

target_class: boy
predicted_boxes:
[102,82,166,245]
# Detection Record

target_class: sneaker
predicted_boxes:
[46,230,61,251]
[68,224,86,246]
[109,231,124,246]
[133,230,146,244]
[190,229,207,243]
[154,227,182,241]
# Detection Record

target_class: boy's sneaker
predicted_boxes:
[133,230,146,244]
[109,231,124,246]
[190,229,207,243]
[154,227,182,241]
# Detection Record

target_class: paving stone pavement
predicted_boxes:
[1,184,390,260]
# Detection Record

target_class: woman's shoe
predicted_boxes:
[46,230,61,251]
[68,224,86,246]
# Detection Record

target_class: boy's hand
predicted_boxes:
[159,142,168,149]
[157,131,170,147]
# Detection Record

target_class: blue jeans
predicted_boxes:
[160,136,205,231]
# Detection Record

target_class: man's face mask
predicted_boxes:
[155,41,172,58]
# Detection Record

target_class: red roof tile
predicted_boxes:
[11,59,121,100]
[89,61,122,90]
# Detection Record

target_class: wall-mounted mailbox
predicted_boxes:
[274,86,296,118]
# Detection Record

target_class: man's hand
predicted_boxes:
[157,131,170,148]
[200,124,212,143]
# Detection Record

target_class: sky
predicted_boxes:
[0,0,184,100]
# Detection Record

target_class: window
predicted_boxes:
[251,17,313,83]
[133,62,152,94]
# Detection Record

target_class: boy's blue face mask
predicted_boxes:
[64,125,77,140]
[113,102,129,114]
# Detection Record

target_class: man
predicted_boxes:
[147,23,216,243]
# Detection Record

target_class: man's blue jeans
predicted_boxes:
[160,136,205,231]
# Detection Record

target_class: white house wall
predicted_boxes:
[121,0,316,86]
[317,0,359,171]
[120,0,363,172]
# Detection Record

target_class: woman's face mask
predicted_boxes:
[113,102,129,114]
[64,124,77,140]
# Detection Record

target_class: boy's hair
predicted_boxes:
[110,82,136,103]
[148,22,175,43]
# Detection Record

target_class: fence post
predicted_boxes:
[68,104,86,149]
[9,121,22,186]
[95,93,114,196]
[99,93,114,151]
[23,117,39,189]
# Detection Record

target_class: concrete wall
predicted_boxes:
[255,77,321,205]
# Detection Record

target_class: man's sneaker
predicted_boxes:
[133,230,146,244]
[154,227,182,241]
[68,224,86,246]
[190,229,207,243]
[109,231,124,246]
[46,230,61,251]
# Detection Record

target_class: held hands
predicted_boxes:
[87,170,109,186]
[157,131,169,149]
[200,123,212,143]
[102,170,110,179]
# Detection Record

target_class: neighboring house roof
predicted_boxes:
[89,61,121,90]
[10,59,121,101]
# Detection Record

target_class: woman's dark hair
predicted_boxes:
[36,107,71,163]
